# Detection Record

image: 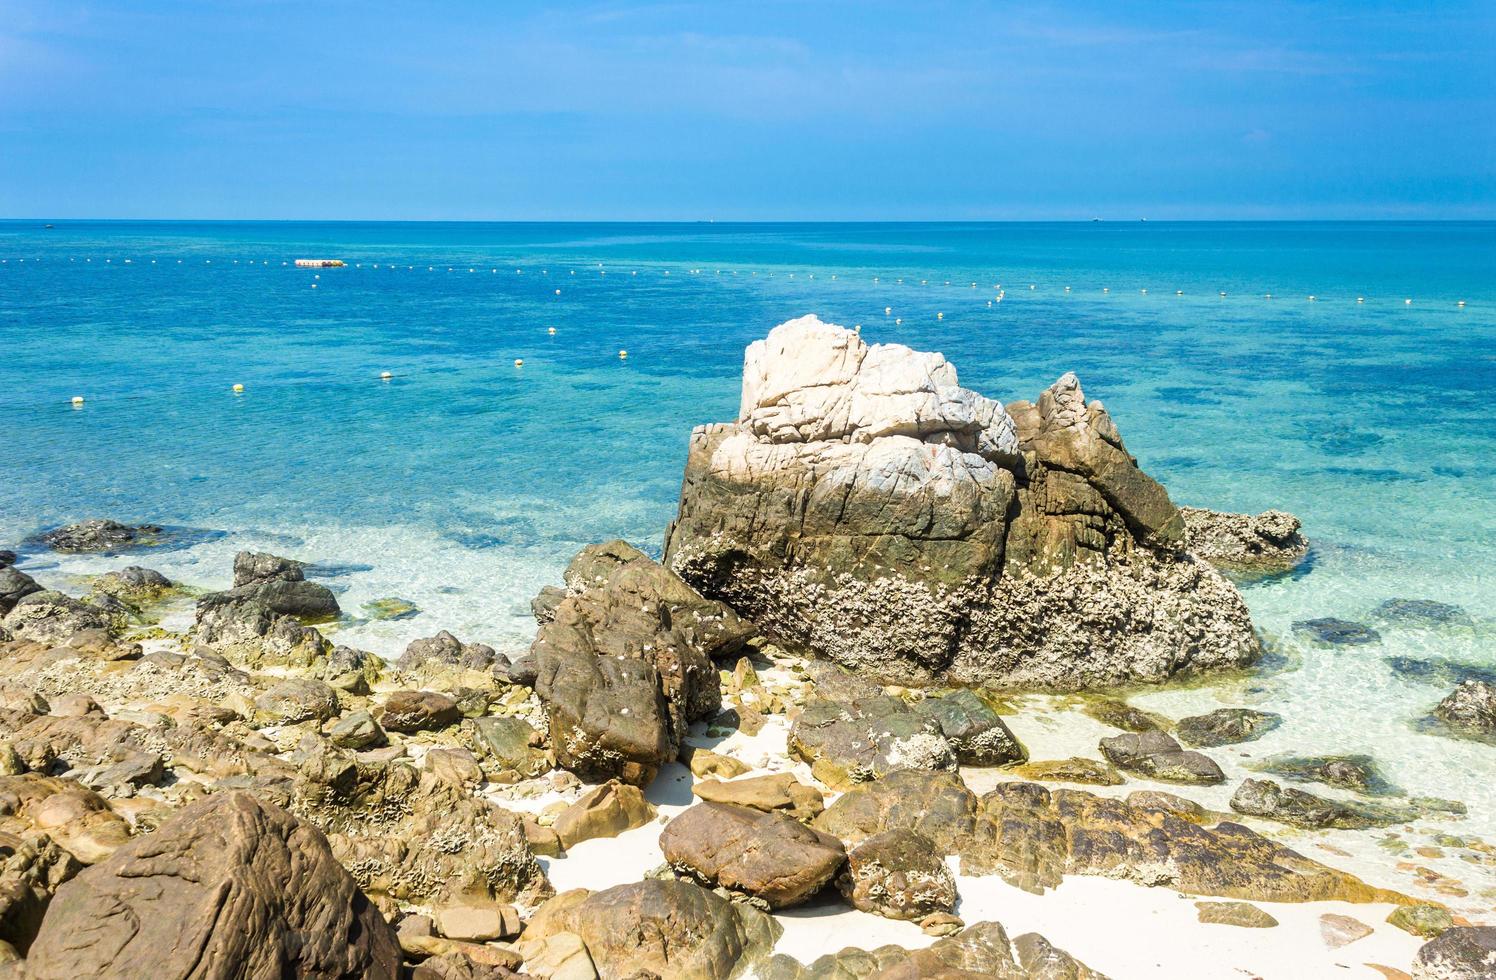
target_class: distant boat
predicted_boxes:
[294,259,345,268]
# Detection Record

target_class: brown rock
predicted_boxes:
[692,772,823,819]
[1195,901,1279,927]
[660,802,845,908]
[22,792,400,979]
[380,690,462,732]
[552,780,654,849]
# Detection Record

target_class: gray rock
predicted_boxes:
[38,520,164,554]
[1292,617,1381,646]
[664,318,1260,690]
[837,828,957,920]
[1099,730,1225,785]
[1229,778,1416,830]
[254,678,340,724]
[531,540,752,785]
[1433,680,1496,737]
[329,710,386,750]
[0,551,15,569]
[3,591,113,644]
[660,802,846,908]
[0,567,42,617]
[1175,708,1282,748]
[397,630,505,673]
[1372,598,1472,628]
[1179,506,1308,574]
[471,716,549,778]
[788,695,958,790]
[910,689,1026,766]
[233,551,307,586]
[1412,926,1496,979]
[21,792,400,979]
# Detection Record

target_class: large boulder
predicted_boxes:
[837,828,958,920]
[664,316,1259,689]
[1432,680,1496,738]
[194,552,338,669]
[660,802,846,908]
[530,540,753,785]
[21,791,400,979]
[2,592,115,645]
[1412,927,1496,979]
[522,880,781,980]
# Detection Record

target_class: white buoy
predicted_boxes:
[1307,295,1314,302]
[894,317,902,325]
[1029,284,1036,290]
[71,395,84,407]
[618,350,628,359]
[311,283,318,289]
[380,371,393,381]
[1458,300,1466,307]
[937,312,944,319]
[515,359,524,367]
[1140,288,1147,294]
[885,306,892,315]
[232,383,244,393]
[1357,297,1365,303]
[1176,289,1182,295]
[547,327,557,335]
[554,289,560,296]
[1219,291,1226,297]
[1405,298,1412,305]
[1066,286,1072,292]
[1103,287,1109,293]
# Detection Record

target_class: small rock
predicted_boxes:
[660,802,846,908]
[380,690,461,733]
[909,689,1025,766]
[516,930,597,980]
[1388,904,1455,939]
[1081,698,1164,732]
[1231,778,1416,830]
[682,746,751,779]
[1320,913,1374,948]
[1195,901,1279,928]
[363,597,420,621]
[254,678,339,724]
[919,912,965,937]
[692,773,823,819]
[426,747,485,788]
[1259,754,1399,795]
[553,780,654,849]
[435,904,521,943]
[1293,617,1381,646]
[0,566,42,616]
[838,828,957,920]
[329,710,386,750]
[1175,708,1282,747]
[1011,757,1124,786]
[1099,731,1224,785]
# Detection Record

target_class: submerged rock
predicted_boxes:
[363,596,420,621]
[660,802,846,908]
[1371,598,1472,628]
[1175,707,1282,747]
[531,540,753,785]
[1179,506,1308,575]
[37,520,165,554]
[1099,731,1225,785]
[21,792,399,979]
[1257,754,1400,796]
[1229,778,1416,830]
[664,316,1259,690]
[1292,617,1381,646]
[1081,697,1166,732]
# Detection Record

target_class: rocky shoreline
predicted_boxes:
[0,320,1491,979]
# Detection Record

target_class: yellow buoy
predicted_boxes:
[380,371,393,381]
[70,395,85,407]
[936,312,944,319]
[515,359,524,367]
[619,350,628,359]
[232,383,244,393]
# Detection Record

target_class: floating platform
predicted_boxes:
[294,259,345,268]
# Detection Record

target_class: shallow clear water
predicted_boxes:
[3,220,1495,907]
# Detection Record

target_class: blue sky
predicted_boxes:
[2,1,1493,219]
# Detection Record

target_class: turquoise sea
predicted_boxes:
[2,222,1495,893]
